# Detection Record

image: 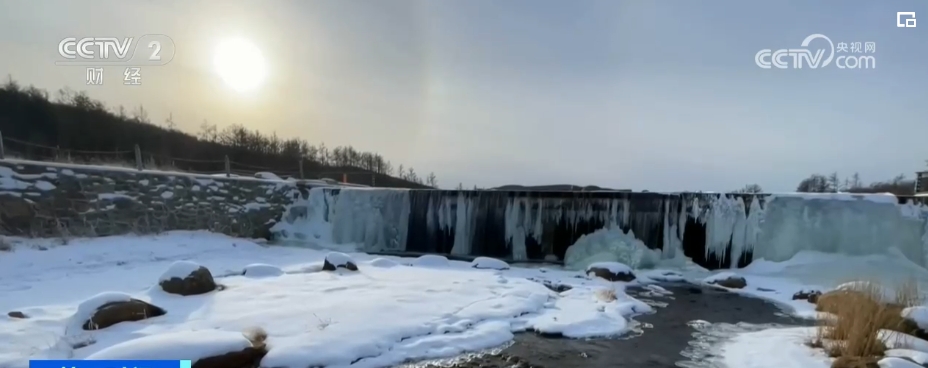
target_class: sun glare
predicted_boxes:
[213,38,267,93]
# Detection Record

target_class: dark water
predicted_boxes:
[408,284,813,368]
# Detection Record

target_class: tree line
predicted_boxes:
[0,78,438,188]
[736,171,919,196]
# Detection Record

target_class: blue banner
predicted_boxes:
[30,360,192,368]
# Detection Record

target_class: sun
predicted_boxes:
[213,38,267,93]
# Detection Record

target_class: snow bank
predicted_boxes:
[719,327,831,368]
[86,329,252,360]
[0,232,650,368]
[564,227,661,271]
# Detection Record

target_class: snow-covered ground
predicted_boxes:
[0,231,655,368]
[5,231,928,368]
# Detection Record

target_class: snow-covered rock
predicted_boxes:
[158,261,217,296]
[86,329,257,362]
[368,257,399,268]
[323,252,358,271]
[158,261,204,282]
[242,264,284,278]
[411,254,450,267]
[705,272,747,289]
[69,292,165,331]
[585,262,635,282]
[471,257,510,270]
[903,306,928,330]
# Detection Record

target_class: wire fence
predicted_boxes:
[0,130,416,187]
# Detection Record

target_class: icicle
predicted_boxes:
[450,192,472,255]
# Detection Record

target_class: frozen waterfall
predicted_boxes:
[271,187,928,270]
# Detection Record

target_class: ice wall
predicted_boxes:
[271,187,928,270]
[753,194,928,265]
[272,187,410,251]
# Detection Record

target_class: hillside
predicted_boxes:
[0,79,433,188]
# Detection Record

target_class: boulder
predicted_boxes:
[471,257,510,270]
[322,252,358,271]
[706,273,747,289]
[159,263,218,296]
[7,311,27,319]
[586,262,636,282]
[83,299,166,330]
[241,263,284,278]
[792,290,822,303]
[192,347,267,368]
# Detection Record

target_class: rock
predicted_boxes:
[7,311,27,319]
[322,252,358,271]
[471,257,510,270]
[83,299,166,330]
[241,263,284,278]
[586,262,636,282]
[412,254,450,267]
[192,347,267,368]
[792,290,822,303]
[707,274,747,289]
[159,265,218,296]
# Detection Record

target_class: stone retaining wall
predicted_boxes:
[0,159,312,239]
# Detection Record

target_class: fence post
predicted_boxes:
[371,173,376,187]
[134,145,142,170]
[298,158,304,179]
[224,155,231,178]
[0,130,5,160]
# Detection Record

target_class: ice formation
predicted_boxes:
[272,187,928,270]
[563,227,661,271]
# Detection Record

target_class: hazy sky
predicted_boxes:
[1,0,925,191]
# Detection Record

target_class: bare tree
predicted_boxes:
[735,184,763,194]
[796,174,830,193]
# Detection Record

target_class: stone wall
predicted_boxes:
[0,159,313,239]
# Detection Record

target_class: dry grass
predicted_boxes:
[811,279,923,368]
[595,288,618,302]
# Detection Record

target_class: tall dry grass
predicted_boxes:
[811,279,923,368]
